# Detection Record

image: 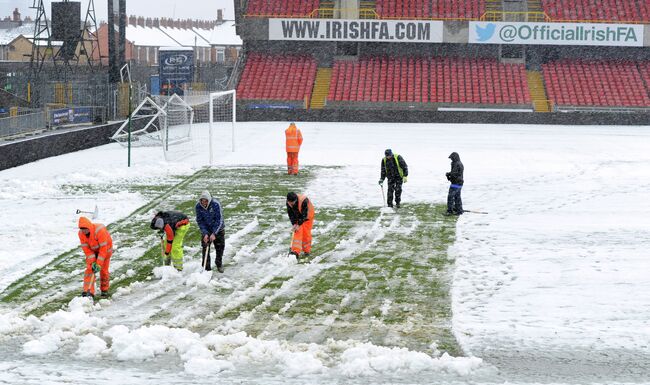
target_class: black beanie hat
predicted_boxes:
[287,192,298,202]
[385,149,393,157]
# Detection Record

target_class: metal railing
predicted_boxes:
[480,11,550,22]
[0,111,47,140]
[0,105,108,141]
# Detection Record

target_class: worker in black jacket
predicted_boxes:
[378,149,408,208]
[286,192,315,260]
[445,152,464,215]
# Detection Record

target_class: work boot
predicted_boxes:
[100,291,110,298]
[289,251,300,261]
[395,203,400,209]
[81,292,94,299]
[387,203,393,208]
[217,266,225,273]
[303,253,310,259]
[444,211,454,216]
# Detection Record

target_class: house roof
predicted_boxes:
[0,24,35,45]
[158,26,211,48]
[125,25,179,47]
[205,20,242,46]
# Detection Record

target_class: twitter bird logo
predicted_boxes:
[475,23,496,41]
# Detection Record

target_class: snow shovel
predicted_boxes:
[160,237,166,266]
[380,184,386,207]
[202,240,211,273]
[76,205,99,220]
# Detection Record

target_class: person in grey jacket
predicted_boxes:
[195,191,225,273]
[446,152,464,215]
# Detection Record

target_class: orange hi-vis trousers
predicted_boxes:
[83,253,111,295]
[287,152,299,175]
[291,219,313,255]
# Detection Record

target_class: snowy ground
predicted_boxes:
[1,121,650,384]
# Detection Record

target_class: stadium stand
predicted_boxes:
[639,62,650,92]
[328,56,530,105]
[540,0,650,23]
[245,0,320,17]
[542,60,650,107]
[376,0,486,19]
[236,53,317,102]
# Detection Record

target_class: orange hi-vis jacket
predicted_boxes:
[285,123,303,153]
[297,194,315,222]
[78,217,113,267]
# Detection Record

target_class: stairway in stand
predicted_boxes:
[527,70,551,112]
[309,68,333,110]
[319,0,335,18]
[360,0,376,19]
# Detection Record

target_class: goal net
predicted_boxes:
[111,97,167,147]
[186,90,236,164]
[113,90,236,164]
[159,94,194,161]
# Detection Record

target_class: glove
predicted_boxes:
[403,177,408,183]
[378,180,383,186]
[446,172,451,181]
[91,262,100,273]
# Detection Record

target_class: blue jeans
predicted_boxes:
[447,185,463,214]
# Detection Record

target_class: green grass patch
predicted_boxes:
[1,166,462,356]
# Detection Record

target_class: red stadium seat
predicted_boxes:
[246,0,319,17]
[542,60,650,107]
[324,55,531,106]
[237,53,317,101]
[541,0,649,22]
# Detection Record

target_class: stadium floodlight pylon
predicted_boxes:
[111,96,167,147]
[209,90,236,164]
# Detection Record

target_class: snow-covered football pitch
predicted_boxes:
[0,122,649,384]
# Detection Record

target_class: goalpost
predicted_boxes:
[159,94,194,161]
[112,90,236,164]
[209,90,237,164]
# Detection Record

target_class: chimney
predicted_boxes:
[217,9,223,22]
[153,18,160,28]
[13,8,20,22]
[129,15,137,26]
[137,16,145,27]
[145,17,153,28]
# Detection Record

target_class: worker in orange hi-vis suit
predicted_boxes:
[285,122,303,175]
[78,216,114,299]
[286,192,315,261]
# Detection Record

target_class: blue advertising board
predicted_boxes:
[50,107,93,127]
[159,49,194,96]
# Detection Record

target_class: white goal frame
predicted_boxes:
[209,90,237,164]
[111,96,166,146]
